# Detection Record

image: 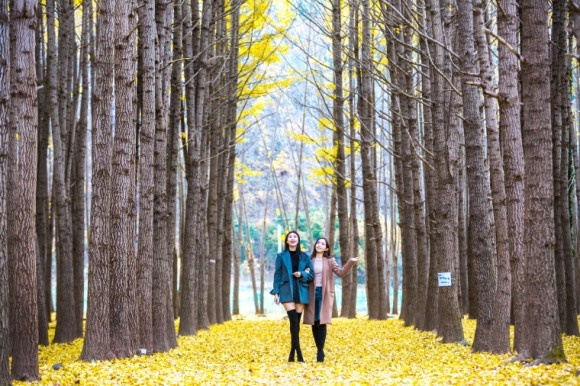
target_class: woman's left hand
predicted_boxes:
[350,257,359,262]
[293,271,302,278]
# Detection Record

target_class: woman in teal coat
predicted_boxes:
[271,231,314,362]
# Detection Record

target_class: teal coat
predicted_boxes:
[270,250,314,304]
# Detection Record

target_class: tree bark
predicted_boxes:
[137,0,156,353]
[8,0,40,379]
[81,0,115,362]
[0,0,10,382]
[518,0,565,363]
[497,0,525,353]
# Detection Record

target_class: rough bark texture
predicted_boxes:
[72,0,92,339]
[81,0,115,362]
[8,0,40,380]
[35,6,50,345]
[457,0,499,352]
[519,0,565,363]
[110,0,138,359]
[474,0,511,353]
[497,0,525,353]
[0,0,9,382]
[48,0,77,345]
[137,0,156,353]
[429,0,464,343]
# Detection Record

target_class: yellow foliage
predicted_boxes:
[235,161,262,184]
[16,316,580,385]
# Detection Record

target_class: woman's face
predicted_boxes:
[315,238,328,253]
[287,232,299,248]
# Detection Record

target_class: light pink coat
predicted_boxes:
[303,257,357,325]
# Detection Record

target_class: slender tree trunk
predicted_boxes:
[0,0,9,382]
[109,0,138,358]
[428,0,464,343]
[8,0,40,379]
[474,0,511,353]
[518,0,565,363]
[168,0,182,321]
[72,0,92,339]
[457,0,499,352]
[34,5,49,345]
[47,0,76,344]
[420,0,438,330]
[81,0,115,362]
[497,0,525,353]
[137,0,156,353]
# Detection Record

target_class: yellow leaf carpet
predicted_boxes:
[13,313,580,385]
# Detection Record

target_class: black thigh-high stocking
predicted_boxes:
[317,323,327,362]
[295,312,304,362]
[287,309,297,361]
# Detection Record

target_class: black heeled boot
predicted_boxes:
[317,324,327,362]
[287,310,297,362]
[295,312,304,362]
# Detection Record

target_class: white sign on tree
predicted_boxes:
[438,272,452,287]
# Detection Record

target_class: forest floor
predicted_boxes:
[14,313,580,385]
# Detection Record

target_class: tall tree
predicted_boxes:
[330,0,354,318]
[34,1,49,346]
[81,0,116,362]
[8,0,40,380]
[456,0,500,352]
[110,0,138,358]
[428,0,464,343]
[47,0,76,345]
[72,0,92,339]
[0,0,9,383]
[518,0,565,363]
[551,0,579,336]
[137,0,156,353]
[474,0,511,353]
[497,0,525,353]
[359,0,386,320]
[153,0,177,351]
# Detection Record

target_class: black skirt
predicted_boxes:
[292,279,300,303]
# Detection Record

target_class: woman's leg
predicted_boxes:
[282,303,297,361]
[317,324,327,362]
[294,304,304,361]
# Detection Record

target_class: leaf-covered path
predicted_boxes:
[16,314,580,385]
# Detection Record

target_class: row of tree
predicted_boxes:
[1,0,579,383]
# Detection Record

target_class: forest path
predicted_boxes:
[15,315,580,385]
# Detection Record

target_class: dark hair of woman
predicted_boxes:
[284,230,301,252]
[310,237,331,258]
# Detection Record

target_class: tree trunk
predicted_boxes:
[518,0,565,363]
[457,0,502,352]
[551,0,579,337]
[81,0,115,362]
[72,0,92,339]
[497,0,525,353]
[109,0,138,358]
[8,0,40,379]
[0,0,9,381]
[474,0,511,353]
[46,0,76,345]
[137,0,156,353]
[428,0,464,343]
[34,6,50,345]
[168,0,182,321]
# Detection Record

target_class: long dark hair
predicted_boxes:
[310,237,331,258]
[284,230,301,252]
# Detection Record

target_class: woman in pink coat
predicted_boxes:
[303,237,358,362]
